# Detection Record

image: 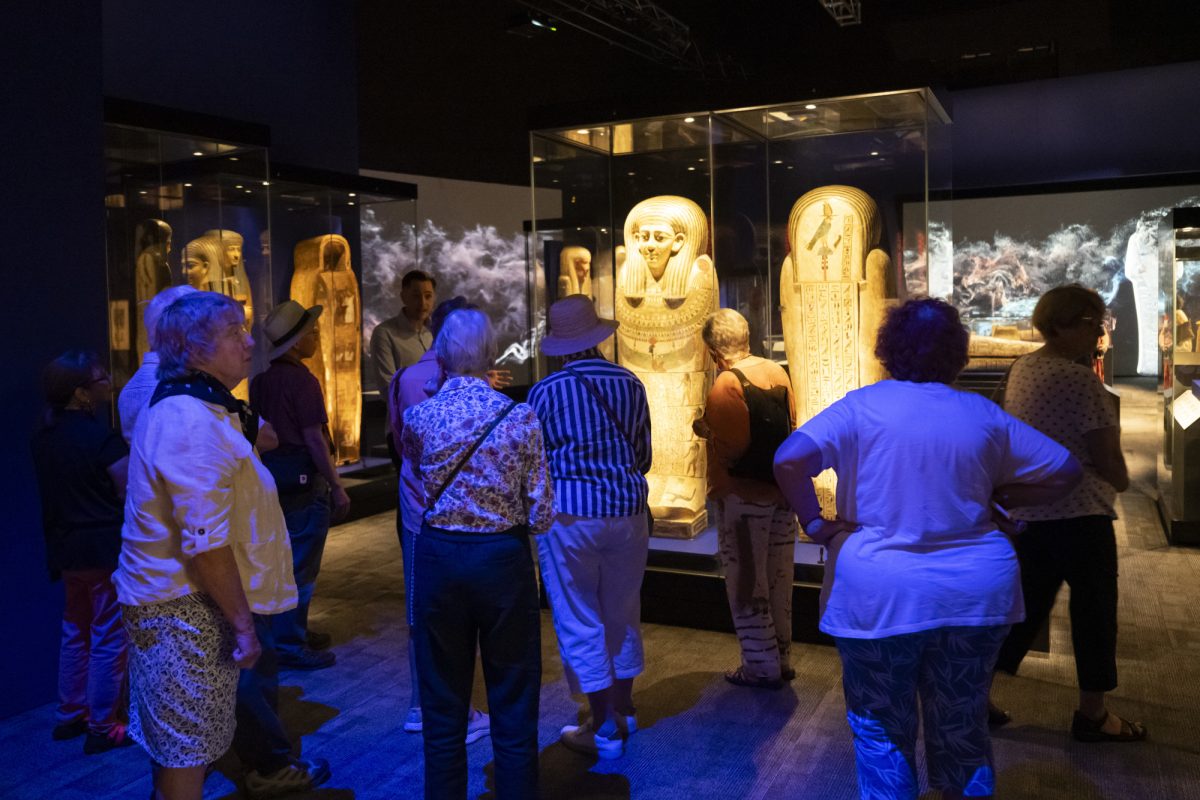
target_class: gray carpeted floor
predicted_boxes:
[3,379,1198,799]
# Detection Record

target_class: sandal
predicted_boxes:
[987,702,1012,727]
[1071,710,1147,743]
[724,667,784,690]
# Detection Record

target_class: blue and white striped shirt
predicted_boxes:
[527,358,652,517]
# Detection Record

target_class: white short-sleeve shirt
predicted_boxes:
[1002,352,1119,520]
[798,380,1071,639]
[114,395,298,614]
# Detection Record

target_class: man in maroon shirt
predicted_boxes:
[252,300,351,670]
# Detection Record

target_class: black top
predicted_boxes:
[30,410,128,580]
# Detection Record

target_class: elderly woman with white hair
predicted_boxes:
[695,308,797,689]
[118,284,196,442]
[400,308,553,800]
[114,291,297,800]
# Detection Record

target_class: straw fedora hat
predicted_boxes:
[264,300,323,360]
[540,294,618,357]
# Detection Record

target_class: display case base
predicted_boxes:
[652,512,708,539]
[339,462,398,524]
[1157,494,1200,546]
[640,567,828,645]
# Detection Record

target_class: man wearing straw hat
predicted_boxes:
[252,300,351,671]
[527,294,653,760]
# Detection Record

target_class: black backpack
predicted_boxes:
[726,368,792,485]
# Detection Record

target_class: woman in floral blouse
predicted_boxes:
[401,308,553,800]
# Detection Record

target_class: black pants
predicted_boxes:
[995,515,1119,693]
[412,522,541,800]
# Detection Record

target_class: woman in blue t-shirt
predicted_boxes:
[30,350,130,755]
[774,299,1082,800]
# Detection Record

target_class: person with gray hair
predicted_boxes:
[114,291,307,800]
[695,307,798,689]
[400,308,553,800]
[118,284,196,441]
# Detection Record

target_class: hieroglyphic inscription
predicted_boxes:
[799,282,859,420]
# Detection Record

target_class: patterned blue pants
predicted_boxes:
[836,625,1010,799]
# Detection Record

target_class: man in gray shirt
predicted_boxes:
[369,270,437,390]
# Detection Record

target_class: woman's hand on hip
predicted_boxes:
[804,516,859,547]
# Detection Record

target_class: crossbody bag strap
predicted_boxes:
[424,400,518,519]
[562,363,638,458]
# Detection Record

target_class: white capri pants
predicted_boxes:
[537,511,649,694]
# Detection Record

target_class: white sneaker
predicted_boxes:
[560,721,624,759]
[465,708,490,745]
[403,707,423,733]
[616,710,638,736]
[244,757,331,798]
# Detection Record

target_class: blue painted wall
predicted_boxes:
[952,61,1200,189]
[102,0,359,173]
[0,2,107,721]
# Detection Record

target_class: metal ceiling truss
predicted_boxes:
[516,0,744,78]
[819,0,862,27]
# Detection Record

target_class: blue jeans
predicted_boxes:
[271,492,331,656]
[233,614,291,773]
[836,625,1010,799]
[412,523,541,800]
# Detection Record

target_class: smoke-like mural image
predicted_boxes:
[906,188,1200,376]
[359,207,537,385]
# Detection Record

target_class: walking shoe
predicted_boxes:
[465,708,491,745]
[560,721,624,760]
[724,666,784,690]
[306,630,332,651]
[615,710,638,736]
[52,717,89,740]
[83,725,134,754]
[403,707,423,733]
[277,647,336,671]
[244,757,331,798]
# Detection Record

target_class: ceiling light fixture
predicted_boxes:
[804,104,817,110]
[684,117,695,123]
[192,151,203,156]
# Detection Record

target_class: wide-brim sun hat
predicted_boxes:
[540,294,618,357]
[264,299,323,361]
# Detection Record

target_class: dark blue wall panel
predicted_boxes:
[0,2,107,720]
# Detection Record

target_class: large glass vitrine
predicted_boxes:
[267,165,417,467]
[530,89,951,638]
[1159,207,1200,544]
[104,121,271,397]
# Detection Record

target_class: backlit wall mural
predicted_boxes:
[905,186,1200,376]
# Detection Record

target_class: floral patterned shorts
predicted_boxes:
[122,593,238,767]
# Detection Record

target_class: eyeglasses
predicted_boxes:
[1077,312,1114,332]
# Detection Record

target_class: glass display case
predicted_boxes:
[105,111,419,478]
[1158,207,1200,544]
[530,89,950,637]
[267,165,417,468]
[104,121,271,398]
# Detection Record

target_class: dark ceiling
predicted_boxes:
[356,0,1200,186]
